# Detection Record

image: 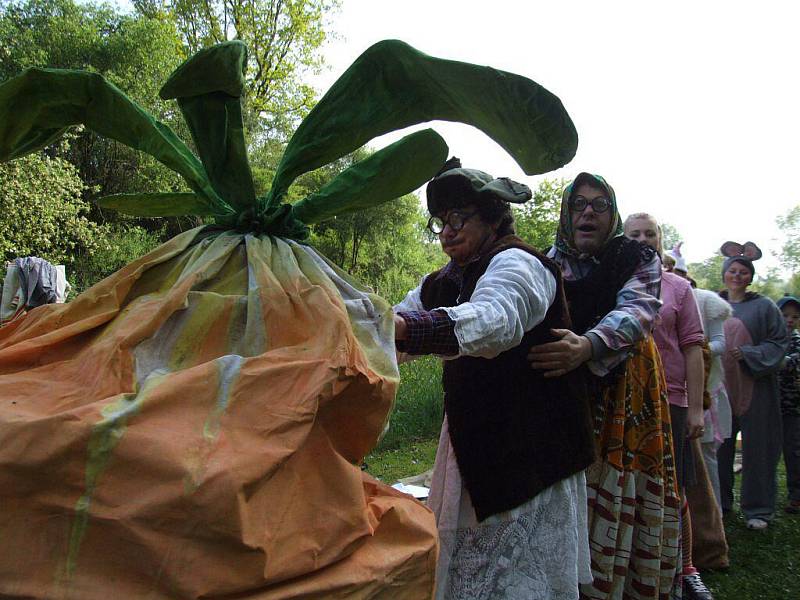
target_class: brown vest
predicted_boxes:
[421,235,595,521]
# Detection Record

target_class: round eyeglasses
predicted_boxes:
[427,210,479,234]
[568,195,611,213]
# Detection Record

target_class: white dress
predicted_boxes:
[395,249,592,600]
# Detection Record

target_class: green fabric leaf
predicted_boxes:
[0,39,579,239]
[159,41,247,99]
[160,42,257,212]
[266,39,578,207]
[214,203,310,239]
[292,129,448,225]
[0,67,232,218]
[97,193,217,217]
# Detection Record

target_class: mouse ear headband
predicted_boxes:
[720,241,762,261]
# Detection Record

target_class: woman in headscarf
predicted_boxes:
[394,159,596,600]
[528,173,680,600]
[717,242,788,530]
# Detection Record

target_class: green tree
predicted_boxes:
[750,267,790,300]
[778,205,800,272]
[687,254,725,292]
[0,152,106,268]
[69,225,164,294]
[512,177,565,251]
[0,145,166,296]
[0,0,189,231]
[659,222,682,253]
[786,273,800,297]
[136,0,335,139]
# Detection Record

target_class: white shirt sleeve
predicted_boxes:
[441,249,556,359]
[393,276,427,313]
[706,315,726,357]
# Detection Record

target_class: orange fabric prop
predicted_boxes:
[0,228,437,599]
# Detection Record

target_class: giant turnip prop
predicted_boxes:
[0,40,577,599]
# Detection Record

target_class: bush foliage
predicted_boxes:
[0,153,104,267]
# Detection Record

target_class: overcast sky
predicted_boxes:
[308,0,799,275]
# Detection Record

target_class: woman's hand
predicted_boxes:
[528,329,592,378]
[684,344,706,440]
[687,406,705,440]
[394,314,407,341]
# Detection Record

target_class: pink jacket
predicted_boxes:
[653,271,705,407]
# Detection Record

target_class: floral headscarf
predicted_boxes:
[553,172,623,258]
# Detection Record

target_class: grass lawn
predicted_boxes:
[366,438,438,483]
[368,355,800,598]
[372,355,443,453]
[365,356,441,482]
[369,442,800,599]
[702,461,800,600]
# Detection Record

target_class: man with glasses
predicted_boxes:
[393,158,595,600]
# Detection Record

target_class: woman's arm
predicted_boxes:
[583,252,663,376]
[393,275,430,362]
[684,344,706,439]
[696,289,731,355]
[739,300,790,378]
[706,315,726,356]
[676,283,707,438]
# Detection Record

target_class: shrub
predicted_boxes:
[68,225,165,295]
[0,153,105,268]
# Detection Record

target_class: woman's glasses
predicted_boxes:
[427,210,479,234]
[568,195,611,213]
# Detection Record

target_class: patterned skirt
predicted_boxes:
[580,338,681,600]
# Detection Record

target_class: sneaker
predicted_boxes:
[746,518,768,530]
[785,500,800,514]
[683,573,714,600]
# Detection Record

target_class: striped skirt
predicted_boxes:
[580,338,681,600]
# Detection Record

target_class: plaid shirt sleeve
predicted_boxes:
[395,309,459,356]
[586,251,663,376]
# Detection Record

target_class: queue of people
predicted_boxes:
[392,160,796,600]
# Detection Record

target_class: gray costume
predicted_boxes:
[717,292,789,520]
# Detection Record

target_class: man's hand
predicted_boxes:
[730,346,744,361]
[394,314,407,341]
[528,329,592,378]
